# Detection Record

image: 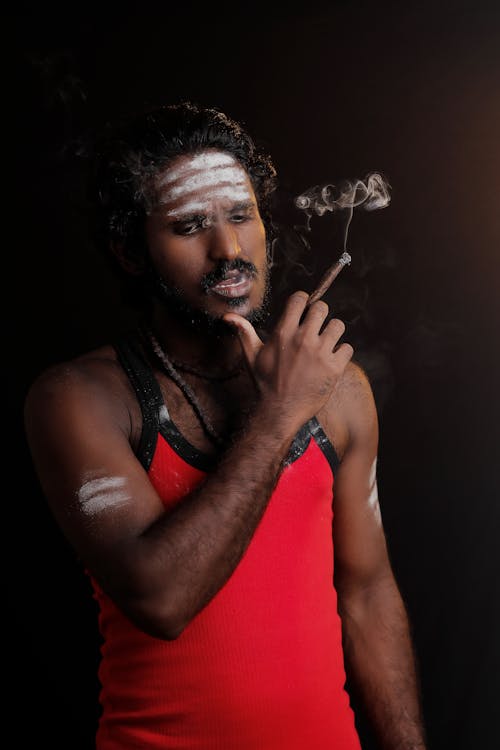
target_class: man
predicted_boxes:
[24,101,427,749]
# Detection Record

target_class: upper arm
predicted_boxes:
[23,359,165,597]
[324,362,394,597]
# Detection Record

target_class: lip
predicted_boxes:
[207,272,253,299]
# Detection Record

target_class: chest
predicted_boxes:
[156,369,257,454]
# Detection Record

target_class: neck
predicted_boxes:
[146,305,243,371]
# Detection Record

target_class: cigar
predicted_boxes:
[306,251,352,307]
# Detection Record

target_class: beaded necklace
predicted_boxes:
[143,327,243,448]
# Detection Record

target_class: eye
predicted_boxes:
[230,213,251,224]
[172,216,206,235]
[175,222,199,236]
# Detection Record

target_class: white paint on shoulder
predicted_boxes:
[158,404,170,424]
[77,475,130,516]
[368,458,382,524]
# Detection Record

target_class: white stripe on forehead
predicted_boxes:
[163,186,253,216]
[163,165,248,201]
[158,151,238,187]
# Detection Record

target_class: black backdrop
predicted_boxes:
[8,2,499,748]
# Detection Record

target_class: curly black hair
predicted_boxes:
[87,101,278,275]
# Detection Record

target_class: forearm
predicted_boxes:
[92,293,352,638]
[116,404,299,637]
[339,575,427,750]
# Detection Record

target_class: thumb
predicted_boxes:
[223,313,264,369]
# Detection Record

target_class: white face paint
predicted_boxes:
[155,151,253,219]
[157,151,236,184]
[163,188,253,218]
[77,475,130,516]
[161,165,248,201]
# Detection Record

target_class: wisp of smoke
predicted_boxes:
[295,171,391,251]
[292,172,391,306]
[295,172,390,305]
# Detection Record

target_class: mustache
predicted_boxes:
[201,259,258,292]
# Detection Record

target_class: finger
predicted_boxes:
[277,291,310,334]
[320,317,346,348]
[332,342,354,369]
[222,313,264,369]
[299,299,330,335]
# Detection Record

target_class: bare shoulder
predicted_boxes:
[24,344,132,427]
[317,359,379,458]
[26,344,118,396]
[336,359,377,408]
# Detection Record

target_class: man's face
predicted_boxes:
[144,150,270,331]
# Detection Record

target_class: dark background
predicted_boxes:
[8,2,499,748]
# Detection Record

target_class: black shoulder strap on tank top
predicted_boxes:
[282,417,339,477]
[309,417,340,477]
[113,334,164,471]
[113,332,340,477]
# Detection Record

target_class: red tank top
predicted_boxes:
[91,337,361,749]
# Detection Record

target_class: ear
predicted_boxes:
[110,240,147,276]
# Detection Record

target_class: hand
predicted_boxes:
[223,290,354,429]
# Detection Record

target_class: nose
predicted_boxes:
[207,221,241,261]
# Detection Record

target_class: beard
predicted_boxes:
[145,258,272,338]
